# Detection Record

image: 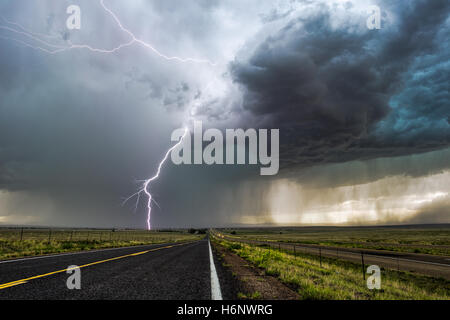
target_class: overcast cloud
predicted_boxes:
[0,0,449,228]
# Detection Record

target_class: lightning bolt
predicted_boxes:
[0,0,216,66]
[143,128,189,230]
[123,127,189,230]
[0,1,213,229]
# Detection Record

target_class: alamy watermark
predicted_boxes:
[367,265,381,290]
[66,265,81,289]
[170,121,279,176]
[66,5,81,30]
[367,5,381,30]
[64,4,382,31]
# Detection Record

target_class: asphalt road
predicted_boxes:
[0,239,217,300]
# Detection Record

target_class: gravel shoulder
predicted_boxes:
[212,241,299,300]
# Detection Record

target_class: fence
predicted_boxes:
[212,231,450,280]
[0,228,180,243]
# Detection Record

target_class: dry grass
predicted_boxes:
[220,226,450,256]
[0,228,203,260]
[214,237,450,300]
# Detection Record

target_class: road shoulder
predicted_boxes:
[211,240,300,300]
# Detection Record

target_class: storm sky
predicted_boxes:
[0,0,449,228]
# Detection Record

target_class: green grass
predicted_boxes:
[0,228,203,260]
[219,226,450,256]
[213,237,450,300]
[237,291,262,299]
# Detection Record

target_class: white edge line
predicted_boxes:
[208,238,223,300]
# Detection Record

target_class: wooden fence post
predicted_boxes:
[319,248,322,267]
[361,252,365,280]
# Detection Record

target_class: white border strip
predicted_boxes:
[208,238,223,300]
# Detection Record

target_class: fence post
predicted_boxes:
[361,252,365,280]
[20,227,24,242]
[48,229,52,243]
[294,245,296,255]
[319,248,322,267]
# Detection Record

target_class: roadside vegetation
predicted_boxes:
[212,237,450,300]
[0,228,203,260]
[220,226,450,256]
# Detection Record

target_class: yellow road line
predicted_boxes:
[0,242,189,290]
[0,281,28,289]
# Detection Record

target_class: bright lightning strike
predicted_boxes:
[123,127,189,230]
[0,0,216,66]
[0,1,213,229]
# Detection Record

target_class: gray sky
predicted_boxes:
[0,0,449,228]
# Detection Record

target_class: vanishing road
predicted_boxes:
[0,238,223,299]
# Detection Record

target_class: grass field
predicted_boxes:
[219,225,450,256]
[0,228,204,260]
[212,236,450,300]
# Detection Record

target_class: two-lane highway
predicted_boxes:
[0,239,218,300]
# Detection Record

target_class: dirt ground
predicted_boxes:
[212,241,300,300]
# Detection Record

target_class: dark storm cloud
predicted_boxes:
[279,147,450,189]
[1,0,449,228]
[230,0,450,169]
[0,0,256,228]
